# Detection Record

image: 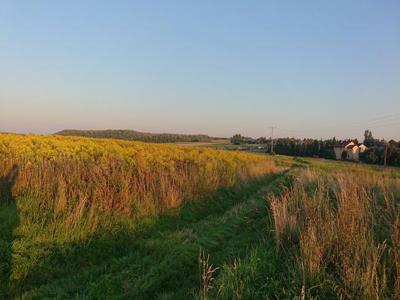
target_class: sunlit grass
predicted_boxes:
[0,133,277,224]
[267,165,400,299]
[1,139,399,299]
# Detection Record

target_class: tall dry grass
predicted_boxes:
[268,167,400,299]
[0,133,277,225]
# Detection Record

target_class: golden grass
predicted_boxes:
[268,167,400,299]
[0,133,277,225]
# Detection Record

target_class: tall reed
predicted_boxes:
[268,167,400,299]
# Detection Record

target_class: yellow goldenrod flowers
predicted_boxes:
[0,133,277,222]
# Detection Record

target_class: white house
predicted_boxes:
[334,141,367,161]
[359,144,368,153]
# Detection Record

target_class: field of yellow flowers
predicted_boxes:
[0,133,276,223]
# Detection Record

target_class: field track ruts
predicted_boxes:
[20,169,293,299]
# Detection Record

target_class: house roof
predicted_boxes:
[347,144,358,149]
[334,141,363,149]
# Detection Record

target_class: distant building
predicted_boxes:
[334,141,367,161]
[358,144,368,153]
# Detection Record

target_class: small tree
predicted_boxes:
[360,148,379,164]
[256,137,267,144]
[364,130,375,147]
[230,134,243,145]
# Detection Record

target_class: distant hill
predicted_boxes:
[55,129,216,143]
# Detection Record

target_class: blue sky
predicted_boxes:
[1,0,399,140]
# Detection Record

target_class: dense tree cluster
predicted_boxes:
[272,138,337,159]
[230,134,267,145]
[359,130,400,166]
[56,129,213,143]
[231,134,337,158]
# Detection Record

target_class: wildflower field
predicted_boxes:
[0,133,276,222]
[0,133,278,298]
[0,134,399,299]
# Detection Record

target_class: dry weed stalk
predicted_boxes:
[269,188,298,247]
[392,214,400,299]
[199,249,219,300]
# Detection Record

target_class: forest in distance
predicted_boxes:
[56,129,218,143]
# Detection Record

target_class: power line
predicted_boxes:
[274,113,400,136]
[359,112,400,123]
[373,121,400,128]
[265,113,399,141]
[348,113,400,127]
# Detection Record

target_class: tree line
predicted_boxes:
[56,129,214,143]
[230,130,400,167]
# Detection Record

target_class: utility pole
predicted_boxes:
[384,141,388,167]
[270,126,276,153]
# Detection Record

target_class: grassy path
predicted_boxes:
[5,169,293,299]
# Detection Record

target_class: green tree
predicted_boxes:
[231,134,243,145]
[363,130,374,147]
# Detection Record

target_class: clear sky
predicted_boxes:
[1,0,399,140]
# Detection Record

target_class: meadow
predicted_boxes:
[0,133,275,222]
[0,133,276,297]
[0,134,399,299]
[267,159,400,299]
